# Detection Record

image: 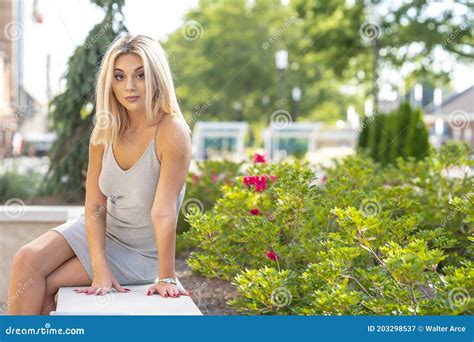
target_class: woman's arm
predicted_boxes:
[84,141,109,275]
[151,116,192,281]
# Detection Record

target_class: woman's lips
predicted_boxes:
[125,96,140,103]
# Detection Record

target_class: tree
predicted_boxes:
[390,101,411,161]
[161,0,353,128]
[294,0,473,105]
[367,112,384,162]
[404,107,430,160]
[43,0,127,202]
[358,116,370,149]
[378,112,395,165]
[358,102,430,165]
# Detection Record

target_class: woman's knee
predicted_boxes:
[12,245,39,273]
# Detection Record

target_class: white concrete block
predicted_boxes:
[52,282,202,316]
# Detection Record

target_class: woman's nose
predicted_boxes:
[125,77,136,91]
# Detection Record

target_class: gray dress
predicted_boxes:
[51,133,186,285]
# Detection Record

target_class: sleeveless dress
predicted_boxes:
[50,130,186,285]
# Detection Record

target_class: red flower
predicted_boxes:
[242,175,267,191]
[266,251,278,261]
[243,176,252,187]
[250,208,260,215]
[270,174,277,181]
[253,152,268,163]
[192,174,200,185]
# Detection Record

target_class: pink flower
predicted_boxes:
[242,175,267,191]
[250,208,260,215]
[243,176,251,187]
[253,152,268,163]
[270,174,277,181]
[192,174,200,186]
[210,172,218,183]
[266,251,278,261]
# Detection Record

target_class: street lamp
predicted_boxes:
[292,87,301,119]
[275,50,288,107]
[234,101,243,121]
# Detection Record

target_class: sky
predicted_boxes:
[21,0,474,108]
[22,0,199,104]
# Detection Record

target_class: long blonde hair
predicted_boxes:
[91,34,190,145]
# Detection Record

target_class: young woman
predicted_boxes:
[7,34,192,315]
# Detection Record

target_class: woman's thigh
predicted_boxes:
[12,230,76,278]
[45,256,91,295]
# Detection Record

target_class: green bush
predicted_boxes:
[184,142,473,315]
[358,102,430,165]
[176,159,244,254]
[0,170,45,204]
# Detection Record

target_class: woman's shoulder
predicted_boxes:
[155,113,191,157]
[156,114,190,140]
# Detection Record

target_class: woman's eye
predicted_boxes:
[114,74,124,80]
[137,73,145,79]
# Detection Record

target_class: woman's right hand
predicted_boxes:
[74,268,130,296]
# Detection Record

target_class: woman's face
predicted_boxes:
[112,53,146,113]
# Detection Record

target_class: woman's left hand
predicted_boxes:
[146,282,192,298]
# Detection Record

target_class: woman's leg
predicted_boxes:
[7,231,76,315]
[40,256,91,315]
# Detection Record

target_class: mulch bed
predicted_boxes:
[176,250,239,315]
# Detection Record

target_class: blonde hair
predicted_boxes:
[91,34,190,145]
